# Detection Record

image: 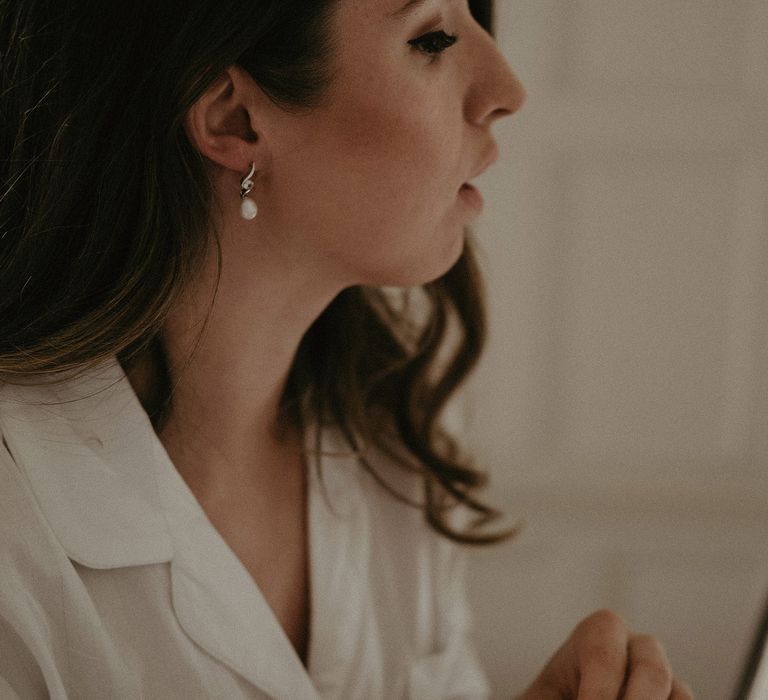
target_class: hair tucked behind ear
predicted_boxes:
[0,0,519,545]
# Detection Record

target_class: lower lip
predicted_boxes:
[458,183,484,211]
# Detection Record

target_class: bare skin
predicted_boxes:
[130,0,693,693]
[130,0,522,665]
[517,610,695,700]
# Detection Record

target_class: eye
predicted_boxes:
[407,30,459,63]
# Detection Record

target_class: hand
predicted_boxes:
[516,609,694,699]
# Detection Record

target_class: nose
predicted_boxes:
[465,30,527,127]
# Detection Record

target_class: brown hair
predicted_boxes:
[0,0,519,545]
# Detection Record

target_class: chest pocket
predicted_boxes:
[405,634,491,700]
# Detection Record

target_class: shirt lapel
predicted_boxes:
[152,432,321,700]
[0,358,383,700]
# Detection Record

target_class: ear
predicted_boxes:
[184,65,271,175]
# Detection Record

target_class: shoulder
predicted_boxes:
[353,434,476,544]
[0,431,69,697]
[349,434,478,591]
[0,429,67,575]
[0,426,72,607]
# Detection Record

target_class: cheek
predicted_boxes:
[329,93,457,212]
[267,84,463,279]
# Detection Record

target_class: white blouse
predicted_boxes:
[747,643,768,699]
[0,358,491,699]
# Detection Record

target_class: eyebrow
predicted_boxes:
[388,0,432,21]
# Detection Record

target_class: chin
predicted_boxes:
[372,229,466,288]
[420,225,467,283]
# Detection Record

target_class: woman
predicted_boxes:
[0,0,692,697]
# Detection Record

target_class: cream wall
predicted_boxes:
[460,2,768,697]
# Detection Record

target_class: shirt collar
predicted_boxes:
[0,357,174,568]
[0,358,378,699]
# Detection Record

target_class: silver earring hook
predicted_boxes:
[240,162,256,199]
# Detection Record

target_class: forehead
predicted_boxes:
[327,0,448,81]
[344,0,438,24]
[387,0,434,21]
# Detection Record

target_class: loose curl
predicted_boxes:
[0,0,520,545]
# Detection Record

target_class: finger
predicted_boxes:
[573,610,629,699]
[621,634,673,700]
[669,678,695,700]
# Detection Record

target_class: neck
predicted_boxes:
[124,238,341,494]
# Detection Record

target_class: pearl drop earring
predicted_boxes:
[239,162,258,220]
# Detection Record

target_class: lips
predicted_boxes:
[457,182,484,211]
[462,143,500,187]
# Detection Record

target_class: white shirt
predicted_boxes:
[0,358,491,700]
[749,649,768,700]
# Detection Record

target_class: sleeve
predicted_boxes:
[406,533,493,700]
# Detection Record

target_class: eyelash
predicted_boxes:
[408,30,459,64]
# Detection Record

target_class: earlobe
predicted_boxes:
[183,66,268,174]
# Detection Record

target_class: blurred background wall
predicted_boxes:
[460,1,768,697]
